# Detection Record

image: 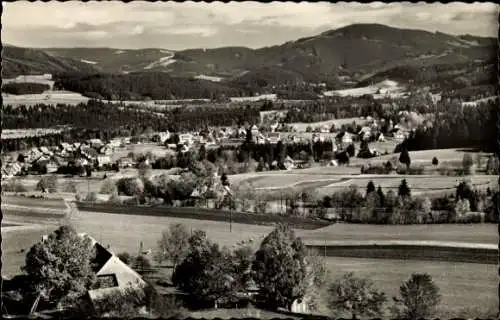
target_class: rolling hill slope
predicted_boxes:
[3,24,496,86]
[2,45,100,78]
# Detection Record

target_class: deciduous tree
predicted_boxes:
[393,273,441,320]
[23,225,96,307]
[327,272,387,319]
[252,224,309,311]
[155,223,190,270]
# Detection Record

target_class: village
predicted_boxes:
[2,112,411,181]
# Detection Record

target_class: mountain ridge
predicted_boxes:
[3,23,496,87]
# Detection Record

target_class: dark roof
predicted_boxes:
[91,243,113,273]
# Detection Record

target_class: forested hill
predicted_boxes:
[52,72,249,100]
[4,24,496,86]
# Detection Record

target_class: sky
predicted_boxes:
[3,1,498,50]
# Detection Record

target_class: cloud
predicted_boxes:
[2,2,497,49]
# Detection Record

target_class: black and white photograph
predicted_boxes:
[1,1,498,319]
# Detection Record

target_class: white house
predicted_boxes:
[97,155,112,167]
[178,133,194,146]
[342,132,353,145]
[268,132,281,144]
[321,124,330,133]
[251,125,260,137]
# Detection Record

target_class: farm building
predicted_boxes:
[321,124,330,133]
[251,125,260,137]
[78,234,148,315]
[179,133,194,146]
[88,139,104,149]
[97,155,112,167]
[80,147,99,161]
[267,132,281,144]
[1,162,22,179]
[118,157,135,168]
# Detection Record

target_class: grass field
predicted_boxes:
[356,148,492,165]
[321,257,498,318]
[232,170,498,196]
[2,207,496,318]
[4,209,494,278]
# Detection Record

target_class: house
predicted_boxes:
[88,139,104,149]
[291,297,312,314]
[99,145,113,156]
[178,133,194,146]
[109,138,122,148]
[180,144,191,153]
[358,126,372,140]
[59,142,72,152]
[270,122,280,133]
[153,131,171,144]
[97,155,112,167]
[268,132,281,144]
[118,157,134,168]
[393,129,406,141]
[39,146,53,156]
[2,162,22,178]
[75,234,147,314]
[80,147,99,161]
[46,161,59,174]
[284,156,295,170]
[341,132,353,145]
[251,125,260,137]
[328,159,338,167]
[26,148,43,163]
[166,143,177,150]
[289,135,301,144]
[238,127,247,139]
[256,133,266,144]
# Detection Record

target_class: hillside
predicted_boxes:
[3,24,496,87]
[2,45,100,78]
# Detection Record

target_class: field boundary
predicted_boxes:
[75,202,331,230]
[306,242,498,264]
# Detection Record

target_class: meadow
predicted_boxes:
[320,257,498,318]
[233,170,498,196]
[2,205,496,317]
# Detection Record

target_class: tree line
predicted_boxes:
[2,82,50,95]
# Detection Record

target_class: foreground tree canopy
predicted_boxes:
[252,223,309,311]
[23,225,97,306]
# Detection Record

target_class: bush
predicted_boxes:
[396,165,425,175]
[2,179,27,193]
[36,176,58,193]
[328,272,387,318]
[100,179,117,194]
[117,252,132,265]
[84,192,98,202]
